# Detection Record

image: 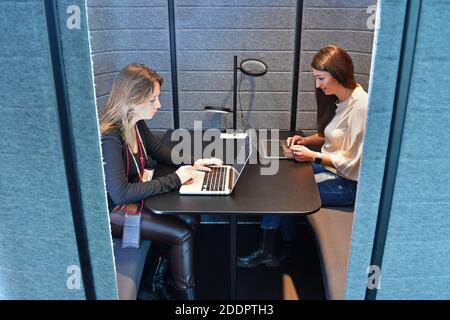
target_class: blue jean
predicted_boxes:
[310,163,357,206]
[261,163,358,241]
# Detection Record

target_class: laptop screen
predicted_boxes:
[230,134,252,186]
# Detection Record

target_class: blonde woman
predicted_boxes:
[100,63,221,299]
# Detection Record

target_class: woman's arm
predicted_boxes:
[290,145,335,168]
[304,133,325,146]
[316,153,335,168]
[102,134,181,206]
[326,104,367,178]
[287,133,325,146]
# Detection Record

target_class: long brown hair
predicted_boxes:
[311,45,357,136]
[99,63,163,146]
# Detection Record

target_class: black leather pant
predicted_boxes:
[110,208,200,289]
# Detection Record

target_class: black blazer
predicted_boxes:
[101,120,182,211]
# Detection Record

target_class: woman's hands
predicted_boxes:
[175,165,196,184]
[175,158,223,185]
[286,134,308,147]
[287,135,313,162]
[290,145,317,163]
[193,157,223,172]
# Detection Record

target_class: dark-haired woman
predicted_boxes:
[238,45,368,268]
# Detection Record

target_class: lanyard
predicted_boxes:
[124,126,145,215]
[136,127,148,160]
[126,126,146,178]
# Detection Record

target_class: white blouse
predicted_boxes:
[321,85,369,181]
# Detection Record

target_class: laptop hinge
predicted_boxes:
[228,169,234,191]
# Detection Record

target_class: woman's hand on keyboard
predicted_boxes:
[193,158,223,172]
[175,165,196,184]
[290,145,316,162]
[287,135,307,147]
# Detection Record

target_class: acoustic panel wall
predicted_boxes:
[345,0,407,299]
[87,0,377,132]
[0,0,84,299]
[375,0,450,299]
[87,0,174,129]
[57,0,118,299]
[0,0,118,299]
[175,0,297,130]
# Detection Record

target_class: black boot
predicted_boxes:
[138,256,174,300]
[171,286,196,300]
[237,229,283,268]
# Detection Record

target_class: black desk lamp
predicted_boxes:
[205,55,267,138]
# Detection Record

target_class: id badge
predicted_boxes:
[122,213,142,249]
[142,169,154,182]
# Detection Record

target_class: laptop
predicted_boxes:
[179,135,252,195]
[259,139,293,159]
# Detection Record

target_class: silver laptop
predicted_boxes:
[259,139,293,159]
[179,135,252,195]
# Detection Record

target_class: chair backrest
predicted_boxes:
[306,206,354,300]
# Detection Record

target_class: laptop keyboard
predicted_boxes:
[202,167,227,191]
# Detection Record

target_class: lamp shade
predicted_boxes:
[204,105,232,114]
[239,59,268,77]
[204,56,268,133]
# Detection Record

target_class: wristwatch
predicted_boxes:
[314,152,322,164]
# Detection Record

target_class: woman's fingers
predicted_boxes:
[193,158,223,172]
[210,158,223,166]
[290,145,305,152]
[195,165,212,172]
[293,150,308,162]
[287,136,299,147]
[287,135,305,147]
[287,137,293,147]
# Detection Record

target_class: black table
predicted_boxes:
[145,130,321,299]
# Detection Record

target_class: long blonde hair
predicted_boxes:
[99,63,163,146]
